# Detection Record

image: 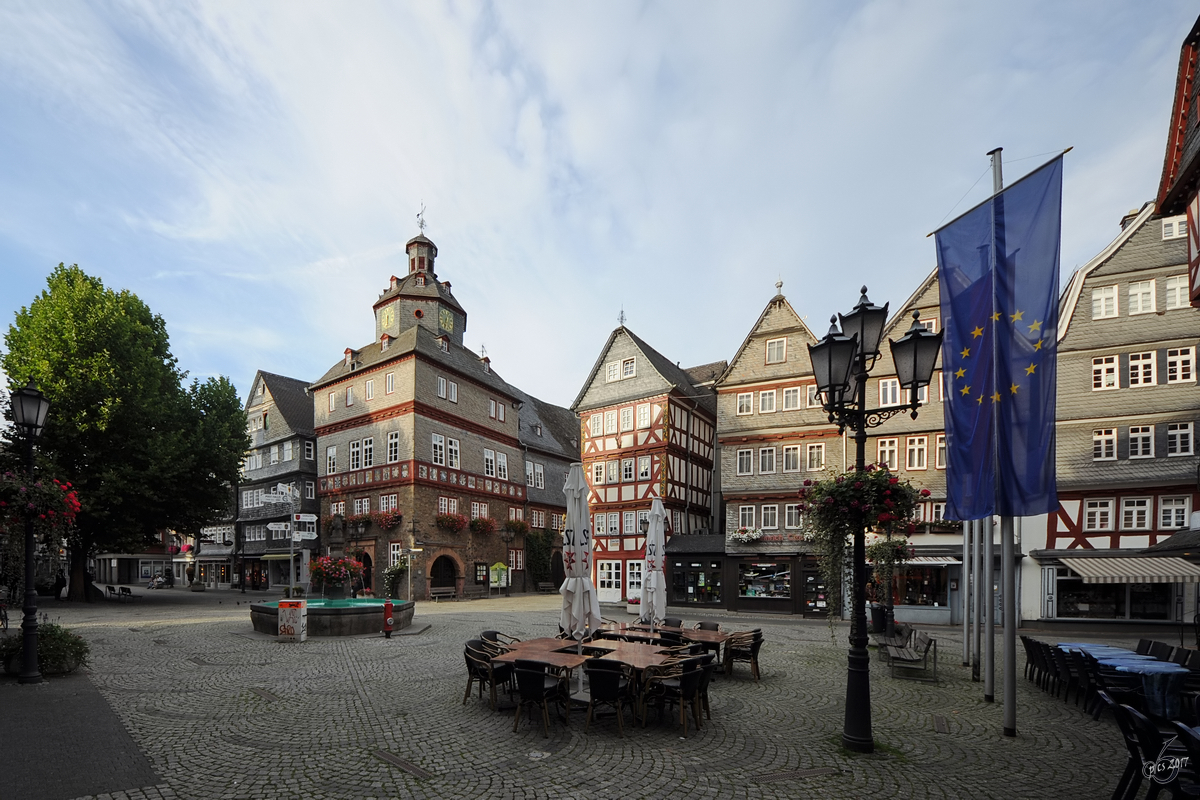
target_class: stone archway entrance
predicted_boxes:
[360,552,373,591]
[430,555,457,589]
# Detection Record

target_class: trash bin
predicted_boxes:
[870,603,885,634]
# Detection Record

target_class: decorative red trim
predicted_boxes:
[316,400,519,448]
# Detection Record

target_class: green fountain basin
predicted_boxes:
[250,598,415,637]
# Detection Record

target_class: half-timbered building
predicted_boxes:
[571,327,723,605]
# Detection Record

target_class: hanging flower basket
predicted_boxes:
[729,527,764,543]
[374,511,403,530]
[435,513,468,533]
[502,519,529,536]
[468,517,496,535]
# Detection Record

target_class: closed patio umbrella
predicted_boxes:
[639,498,667,631]
[560,463,601,648]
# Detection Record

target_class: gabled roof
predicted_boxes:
[249,371,314,435]
[1057,203,1156,342]
[310,323,518,400]
[372,270,465,316]
[1156,15,1200,216]
[570,326,719,414]
[882,268,939,336]
[715,291,814,387]
[684,360,728,386]
[510,385,578,461]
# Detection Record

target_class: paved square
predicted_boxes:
[3,591,1135,799]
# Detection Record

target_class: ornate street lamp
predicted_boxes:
[11,379,52,685]
[807,293,943,753]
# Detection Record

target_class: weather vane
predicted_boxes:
[618,307,626,326]
[417,203,427,233]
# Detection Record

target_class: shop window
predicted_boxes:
[891,566,948,607]
[738,562,790,599]
[475,563,488,585]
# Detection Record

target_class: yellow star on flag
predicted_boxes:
[971,326,984,339]
[991,311,1002,322]
[1033,339,1043,351]
[976,394,985,405]
[1010,310,1024,323]
[1010,383,1020,394]
[991,391,1002,403]
[960,347,970,359]
[1025,363,1037,375]
[960,385,971,396]
[955,367,966,379]
[1027,320,1042,333]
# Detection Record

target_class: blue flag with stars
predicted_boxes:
[935,156,1061,519]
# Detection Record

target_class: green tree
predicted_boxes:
[2,264,248,600]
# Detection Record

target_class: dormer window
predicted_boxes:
[482,357,490,373]
[344,348,355,367]
[415,275,425,287]
[381,334,390,352]
[1164,214,1188,240]
[390,275,399,290]
[535,424,543,437]
[437,336,449,354]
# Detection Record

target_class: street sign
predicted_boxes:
[294,532,318,540]
[293,513,317,522]
[267,522,291,531]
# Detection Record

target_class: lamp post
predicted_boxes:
[807,288,942,753]
[11,379,52,685]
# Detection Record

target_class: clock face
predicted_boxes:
[439,307,454,333]
[380,305,394,329]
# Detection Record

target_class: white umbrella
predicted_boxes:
[639,498,668,631]
[560,463,601,648]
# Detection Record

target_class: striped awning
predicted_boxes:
[908,556,960,567]
[1059,556,1200,584]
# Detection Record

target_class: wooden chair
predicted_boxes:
[695,620,721,631]
[662,617,684,628]
[463,640,514,710]
[582,660,634,736]
[513,660,568,737]
[641,658,704,737]
[724,630,763,680]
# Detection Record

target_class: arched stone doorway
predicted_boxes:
[430,555,458,590]
[360,552,373,591]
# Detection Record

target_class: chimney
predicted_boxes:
[1119,208,1141,230]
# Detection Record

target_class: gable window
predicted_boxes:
[622,358,636,378]
[431,434,445,466]
[636,404,650,428]
[1167,348,1196,383]
[304,440,314,460]
[877,438,898,470]
[920,317,938,333]
[346,386,355,406]
[446,438,460,469]
[437,376,446,398]
[906,436,927,470]
[349,441,362,471]
[807,443,825,471]
[1167,422,1194,456]
[483,449,496,477]
[620,407,633,431]
[736,393,754,415]
[1161,496,1192,529]
[526,461,535,486]
[759,447,776,474]
[638,456,651,480]
[365,379,374,400]
[622,459,635,482]
[606,362,620,382]
[606,461,620,483]
[1163,215,1188,239]
[1129,425,1154,458]
[592,462,605,485]
[783,387,800,410]
[1084,499,1115,531]
[1128,280,1155,314]
[807,385,822,408]
[386,372,395,394]
[759,390,776,414]
[1129,353,1156,386]
[387,431,400,463]
[879,379,901,407]
[785,503,802,529]
[782,445,800,472]
[761,505,779,529]
[1166,276,1189,309]
[736,449,753,476]
[604,410,618,434]
[766,338,786,364]
[534,463,544,489]
[496,452,508,480]
[362,437,373,468]
[1092,428,1116,461]
[1121,498,1151,531]
[936,434,947,469]
[1092,286,1118,319]
[590,415,603,437]
[1092,356,1117,390]
[326,446,337,474]
[739,505,755,528]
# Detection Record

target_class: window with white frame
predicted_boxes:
[1128,280,1155,315]
[759,447,776,474]
[1129,352,1156,386]
[349,441,361,471]
[592,463,605,485]
[1161,496,1192,529]
[1121,497,1151,530]
[606,461,619,483]
[604,410,618,434]
[807,442,825,471]
[488,399,496,418]
[903,385,929,405]
[766,338,786,364]
[483,449,496,477]
[438,496,458,515]
[365,379,374,400]
[1167,348,1195,383]
[326,446,337,474]
[605,362,620,382]
[386,372,394,394]
[623,511,636,534]
[736,393,754,415]
[509,507,523,521]
[1129,425,1154,458]
[509,549,524,571]
[431,434,445,466]
[437,376,447,398]
[622,459,635,482]
[471,501,488,519]
[283,441,293,462]
[354,497,370,516]
[637,404,650,428]
[1163,215,1188,239]
[782,445,800,472]
[391,542,404,567]
[526,461,534,486]
[635,456,649,480]
[329,500,345,516]
[448,381,458,403]
[637,509,649,532]
[346,386,355,406]
[906,436,928,470]
[534,463,544,488]
[446,437,460,469]
[785,503,802,528]
[620,407,633,431]
[931,502,947,522]
[736,449,753,475]
[589,415,603,437]
[269,445,279,465]
[1084,498,1114,531]
[759,390,776,413]
[622,358,636,378]
[496,452,508,480]
[935,434,947,469]
[379,494,398,513]
[305,440,314,460]
[1092,286,1118,319]
[807,384,822,408]
[1166,276,1189,310]
[362,437,374,468]
[1167,422,1194,456]
[1093,428,1116,460]
[783,387,800,410]
[877,438,898,470]
[244,451,262,472]
[879,379,901,406]
[387,431,400,463]
[739,505,755,528]
[1093,356,1117,390]
[305,481,315,500]
[328,392,336,412]
[531,509,546,528]
[761,505,779,529]
[920,316,939,333]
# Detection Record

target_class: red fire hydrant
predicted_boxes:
[383,599,394,639]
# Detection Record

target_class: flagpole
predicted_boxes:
[972,519,982,682]
[984,515,995,702]
[962,516,971,666]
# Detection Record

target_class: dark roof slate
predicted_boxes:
[254,371,314,435]
[664,533,726,554]
[510,386,579,461]
[685,360,729,386]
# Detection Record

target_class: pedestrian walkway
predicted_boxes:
[1,588,1137,799]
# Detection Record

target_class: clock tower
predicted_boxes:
[373,232,466,347]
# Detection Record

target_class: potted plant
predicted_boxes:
[626,596,641,615]
[729,526,764,543]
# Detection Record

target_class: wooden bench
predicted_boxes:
[536,582,556,594]
[873,622,913,662]
[462,585,489,600]
[118,586,140,601]
[888,631,937,682]
[106,585,119,600]
[429,587,457,602]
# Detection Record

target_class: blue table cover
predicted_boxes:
[1115,662,1190,718]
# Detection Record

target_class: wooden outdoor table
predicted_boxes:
[492,648,591,671]
[681,629,730,645]
[598,648,673,671]
[503,637,570,653]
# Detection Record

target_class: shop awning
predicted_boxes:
[908,556,961,567]
[1059,556,1200,584]
[259,553,299,560]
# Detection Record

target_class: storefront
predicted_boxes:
[886,555,961,626]
[666,534,727,610]
[1034,553,1200,623]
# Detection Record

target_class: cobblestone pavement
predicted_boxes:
[2,590,1149,799]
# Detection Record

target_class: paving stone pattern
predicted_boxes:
[4,591,1139,799]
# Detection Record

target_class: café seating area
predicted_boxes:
[462,619,763,738]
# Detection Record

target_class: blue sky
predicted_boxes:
[0,2,1195,409]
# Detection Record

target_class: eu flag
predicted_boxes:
[935,156,1062,519]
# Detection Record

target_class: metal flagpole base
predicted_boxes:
[1004,727,1016,737]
